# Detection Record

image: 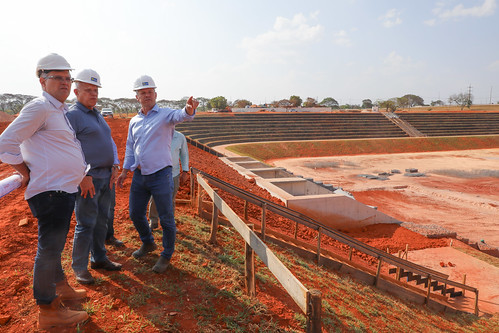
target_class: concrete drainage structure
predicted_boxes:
[221,156,400,231]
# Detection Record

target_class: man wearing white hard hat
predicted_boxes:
[117,75,198,273]
[67,69,122,285]
[0,53,89,328]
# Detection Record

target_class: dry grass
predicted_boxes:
[63,213,499,332]
[226,136,499,162]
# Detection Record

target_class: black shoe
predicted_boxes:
[105,236,124,247]
[132,242,157,259]
[74,270,95,285]
[91,259,122,271]
[152,256,170,274]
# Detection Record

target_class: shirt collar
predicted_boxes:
[139,104,159,116]
[75,101,97,114]
[43,91,68,112]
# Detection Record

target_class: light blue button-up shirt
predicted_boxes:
[171,130,189,177]
[123,104,194,175]
[0,91,87,199]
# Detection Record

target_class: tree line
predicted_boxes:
[0,91,485,115]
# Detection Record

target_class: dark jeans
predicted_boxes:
[106,185,116,240]
[27,191,76,305]
[130,167,175,259]
[72,176,112,271]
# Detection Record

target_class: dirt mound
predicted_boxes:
[0,118,495,331]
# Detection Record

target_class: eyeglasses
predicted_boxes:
[45,75,73,83]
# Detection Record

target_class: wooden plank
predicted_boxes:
[193,169,479,298]
[243,200,249,221]
[209,190,219,244]
[245,224,256,297]
[317,227,322,266]
[197,183,203,216]
[197,175,309,313]
[375,258,382,287]
[261,203,267,241]
[306,289,322,333]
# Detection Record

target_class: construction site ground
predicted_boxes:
[260,148,499,315]
[1,117,498,331]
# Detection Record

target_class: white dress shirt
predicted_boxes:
[0,91,87,199]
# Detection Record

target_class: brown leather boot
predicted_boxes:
[56,278,87,300]
[38,296,89,329]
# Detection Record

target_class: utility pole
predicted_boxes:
[467,85,472,108]
[490,86,493,104]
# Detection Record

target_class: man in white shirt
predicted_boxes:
[0,53,89,329]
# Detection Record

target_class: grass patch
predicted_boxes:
[227,135,499,161]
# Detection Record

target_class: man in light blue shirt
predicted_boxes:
[117,75,198,273]
[148,130,189,229]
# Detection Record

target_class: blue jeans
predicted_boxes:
[27,191,76,305]
[106,185,116,240]
[148,174,180,224]
[130,167,175,259]
[72,176,112,271]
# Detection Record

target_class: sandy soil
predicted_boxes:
[1,118,498,331]
[265,149,499,314]
[268,149,499,249]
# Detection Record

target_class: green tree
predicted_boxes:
[233,99,252,108]
[195,97,209,111]
[401,94,424,107]
[289,95,302,107]
[397,96,409,108]
[277,99,292,107]
[361,99,373,109]
[209,96,228,110]
[303,97,317,107]
[0,93,36,114]
[340,104,361,109]
[319,97,339,109]
[378,99,397,112]
[430,100,445,106]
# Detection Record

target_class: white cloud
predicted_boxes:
[239,13,323,64]
[424,18,437,26]
[382,51,423,73]
[432,0,496,21]
[379,9,402,28]
[333,30,352,47]
[489,59,499,71]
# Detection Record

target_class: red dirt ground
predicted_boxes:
[0,118,494,331]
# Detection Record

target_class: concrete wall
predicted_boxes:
[222,156,401,231]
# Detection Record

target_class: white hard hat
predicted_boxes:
[133,75,157,91]
[36,53,73,77]
[74,69,102,87]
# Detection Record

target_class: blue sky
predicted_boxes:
[1,0,498,105]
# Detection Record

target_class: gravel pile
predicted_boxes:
[401,222,457,239]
